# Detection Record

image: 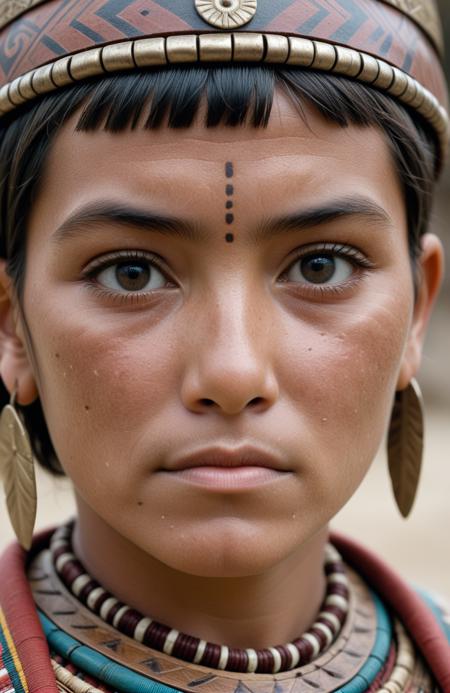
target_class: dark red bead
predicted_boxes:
[201,643,221,668]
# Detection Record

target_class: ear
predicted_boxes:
[0,260,38,405]
[396,233,444,390]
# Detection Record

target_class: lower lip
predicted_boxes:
[168,466,288,490]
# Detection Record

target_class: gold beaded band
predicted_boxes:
[1,32,448,156]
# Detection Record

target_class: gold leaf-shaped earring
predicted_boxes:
[0,388,37,549]
[387,378,424,519]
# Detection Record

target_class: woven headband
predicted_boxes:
[0,0,447,169]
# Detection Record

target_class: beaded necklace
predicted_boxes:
[49,523,349,675]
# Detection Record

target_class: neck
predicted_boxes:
[72,497,328,649]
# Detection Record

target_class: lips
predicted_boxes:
[165,444,288,473]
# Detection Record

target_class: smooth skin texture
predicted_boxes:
[0,91,443,649]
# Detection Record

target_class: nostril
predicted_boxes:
[199,398,216,408]
[248,397,265,408]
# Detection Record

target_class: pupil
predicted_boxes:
[301,256,335,284]
[116,262,150,291]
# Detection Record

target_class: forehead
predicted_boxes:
[32,89,404,231]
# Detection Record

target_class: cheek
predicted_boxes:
[279,287,413,499]
[28,306,181,490]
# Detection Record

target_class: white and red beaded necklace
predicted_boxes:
[50,523,349,675]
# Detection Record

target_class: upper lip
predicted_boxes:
[166,444,288,472]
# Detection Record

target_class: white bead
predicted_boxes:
[55,552,76,572]
[218,646,229,670]
[318,610,340,632]
[87,586,106,610]
[100,597,119,621]
[72,574,91,596]
[324,594,348,611]
[303,633,321,659]
[328,573,347,585]
[134,617,152,642]
[286,643,300,668]
[245,648,258,673]
[324,544,341,563]
[312,622,334,647]
[163,629,180,655]
[269,647,282,674]
[112,605,129,629]
[51,538,68,552]
[193,640,207,664]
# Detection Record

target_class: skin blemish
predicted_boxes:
[55,353,60,359]
[84,405,90,411]
[137,501,143,506]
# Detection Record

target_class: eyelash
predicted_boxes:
[82,243,374,304]
[278,242,375,294]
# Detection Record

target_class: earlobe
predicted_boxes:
[396,233,444,391]
[0,260,38,405]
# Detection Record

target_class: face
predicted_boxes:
[14,92,420,576]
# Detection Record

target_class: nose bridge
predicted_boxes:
[181,278,278,414]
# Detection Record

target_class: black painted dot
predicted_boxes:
[140,9,149,15]
[226,184,234,196]
[225,162,234,178]
[225,233,234,243]
[226,200,233,209]
[225,213,234,224]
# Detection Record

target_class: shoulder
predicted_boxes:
[416,588,450,643]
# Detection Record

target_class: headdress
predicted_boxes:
[0,0,447,169]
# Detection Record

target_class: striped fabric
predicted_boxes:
[0,609,27,693]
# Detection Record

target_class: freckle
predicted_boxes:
[226,200,233,209]
[307,347,313,352]
[55,353,60,359]
[138,501,143,506]
[225,213,234,225]
[84,405,90,411]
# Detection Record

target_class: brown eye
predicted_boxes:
[95,260,166,293]
[286,253,353,286]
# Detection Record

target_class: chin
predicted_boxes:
[140,520,298,578]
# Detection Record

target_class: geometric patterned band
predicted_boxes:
[0,0,444,57]
[0,0,447,169]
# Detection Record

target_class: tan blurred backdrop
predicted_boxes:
[0,3,449,594]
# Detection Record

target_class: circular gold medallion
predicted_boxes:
[195,0,257,29]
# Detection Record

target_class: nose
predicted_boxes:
[180,287,279,416]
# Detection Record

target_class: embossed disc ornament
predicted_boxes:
[195,0,257,29]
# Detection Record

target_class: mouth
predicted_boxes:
[162,445,291,491]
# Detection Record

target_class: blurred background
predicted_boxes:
[0,2,449,594]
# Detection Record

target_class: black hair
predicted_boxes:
[0,65,437,474]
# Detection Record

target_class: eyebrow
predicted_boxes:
[51,197,392,244]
